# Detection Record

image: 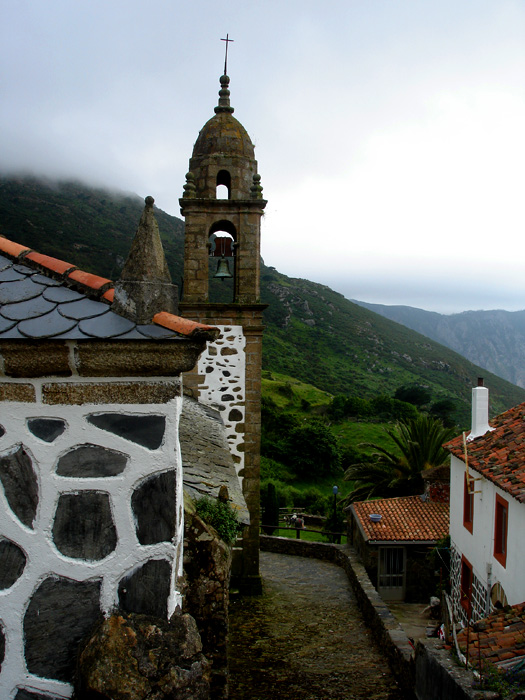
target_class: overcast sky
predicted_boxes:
[1,1,524,313]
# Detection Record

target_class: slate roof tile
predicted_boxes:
[1,296,56,320]
[350,495,449,543]
[42,286,85,303]
[0,267,27,283]
[78,313,137,338]
[31,273,62,287]
[445,403,525,502]
[57,298,110,320]
[18,310,78,338]
[0,277,43,304]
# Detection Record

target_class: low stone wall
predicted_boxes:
[414,640,497,700]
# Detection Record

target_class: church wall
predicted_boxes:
[194,326,246,477]
[0,376,185,700]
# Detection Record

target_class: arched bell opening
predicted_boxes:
[208,220,236,302]
[216,170,231,200]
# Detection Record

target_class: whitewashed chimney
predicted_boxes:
[468,377,494,441]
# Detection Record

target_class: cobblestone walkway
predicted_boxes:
[229,551,407,699]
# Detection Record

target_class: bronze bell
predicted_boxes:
[214,256,233,279]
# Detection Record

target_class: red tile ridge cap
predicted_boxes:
[153,312,220,338]
[0,236,32,258]
[24,251,77,276]
[67,268,113,292]
[0,235,115,301]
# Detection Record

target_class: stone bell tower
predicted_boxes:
[179,71,266,593]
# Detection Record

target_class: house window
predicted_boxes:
[460,555,473,614]
[494,494,508,568]
[463,474,474,533]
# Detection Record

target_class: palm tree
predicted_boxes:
[344,414,455,503]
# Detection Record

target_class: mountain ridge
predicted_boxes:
[1,175,523,426]
[354,300,525,389]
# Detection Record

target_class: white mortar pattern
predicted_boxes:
[0,379,184,700]
[450,542,488,625]
[196,326,246,478]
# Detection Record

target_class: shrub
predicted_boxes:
[195,497,241,545]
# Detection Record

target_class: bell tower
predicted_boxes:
[179,69,267,593]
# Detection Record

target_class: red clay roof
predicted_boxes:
[350,495,449,543]
[445,403,525,503]
[457,602,525,671]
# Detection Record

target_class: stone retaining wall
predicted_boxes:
[259,536,495,700]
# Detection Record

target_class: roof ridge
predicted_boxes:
[0,235,220,340]
[0,235,114,302]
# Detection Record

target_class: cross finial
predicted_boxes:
[221,34,234,75]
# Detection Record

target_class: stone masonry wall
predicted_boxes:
[181,304,265,590]
[0,378,185,700]
[183,501,232,700]
[194,326,246,478]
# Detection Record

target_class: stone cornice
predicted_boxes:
[0,338,209,378]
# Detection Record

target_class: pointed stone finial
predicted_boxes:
[112,196,178,323]
[214,74,234,114]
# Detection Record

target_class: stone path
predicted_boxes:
[229,551,407,699]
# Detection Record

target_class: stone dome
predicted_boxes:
[192,112,255,159]
[191,74,255,161]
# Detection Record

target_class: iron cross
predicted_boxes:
[221,34,234,75]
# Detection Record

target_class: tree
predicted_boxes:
[430,398,457,428]
[344,414,455,503]
[394,384,432,407]
[287,419,341,477]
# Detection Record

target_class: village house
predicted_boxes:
[445,379,525,625]
[347,468,449,602]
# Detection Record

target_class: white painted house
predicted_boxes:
[445,381,525,625]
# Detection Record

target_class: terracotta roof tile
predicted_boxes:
[67,269,112,291]
[0,237,31,258]
[457,603,525,672]
[444,403,525,502]
[350,495,449,543]
[24,251,76,276]
[153,311,220,338]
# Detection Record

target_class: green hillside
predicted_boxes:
[2,175,524,426]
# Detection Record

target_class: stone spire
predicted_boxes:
[112,196,178,323]
[215,74,234,114]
